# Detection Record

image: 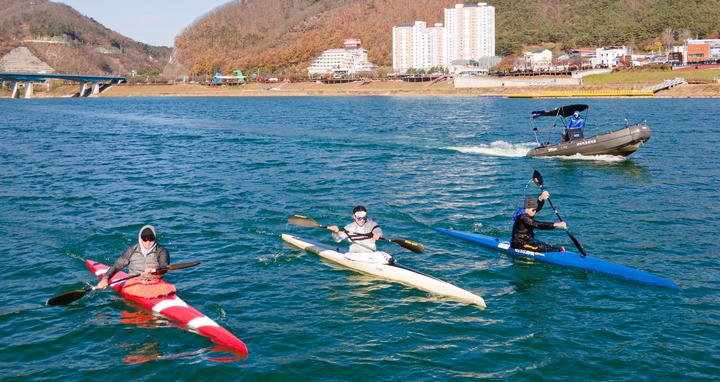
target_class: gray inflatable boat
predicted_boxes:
[526,104,651,157]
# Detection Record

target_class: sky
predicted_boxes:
[55,0,232,47]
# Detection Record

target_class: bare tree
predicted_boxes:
[661,27,675,52]
[678,29,694,44]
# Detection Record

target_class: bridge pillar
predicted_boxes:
[23,81,33,98]
[91,82,100,94]
[78,82,89,97]
[10,81,20,98]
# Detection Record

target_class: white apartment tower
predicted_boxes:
[426,23,446,69]
[392,24,412,73]
[393,22,425,72]
[444,3,495,67]
[392,3,495,73]
[393,21,447,73]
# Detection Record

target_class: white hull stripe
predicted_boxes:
[188,316,220,329]
[96,269,107,277]
[152,297,189,313]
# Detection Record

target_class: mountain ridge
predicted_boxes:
[0,0,171,76]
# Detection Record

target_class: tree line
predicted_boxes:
[173,0,720,76]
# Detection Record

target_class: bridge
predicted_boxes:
[0,72,125,98]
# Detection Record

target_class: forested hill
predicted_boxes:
[172,0,720,76]
[0,0,171,75]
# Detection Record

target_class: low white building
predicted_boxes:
[307,38,376,76]
[568,49,596,69]
[594,46,628,68]
[523,49,552,70]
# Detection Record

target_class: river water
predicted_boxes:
[1,96,718,381]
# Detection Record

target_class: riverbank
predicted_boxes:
[101,81,720,98]
[4,78,720,98]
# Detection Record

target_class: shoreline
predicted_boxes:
[4,80,720,98]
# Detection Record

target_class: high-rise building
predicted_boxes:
[392,3,495,73]
[392,23,419,73]
[444,3,495,67]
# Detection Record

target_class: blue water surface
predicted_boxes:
[0,96,718,381]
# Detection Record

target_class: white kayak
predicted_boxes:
[282,234,486,308]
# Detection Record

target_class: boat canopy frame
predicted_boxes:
[531,104,590,146]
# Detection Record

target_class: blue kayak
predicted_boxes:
[433,227,681,291]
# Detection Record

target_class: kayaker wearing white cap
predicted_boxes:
[328,206,394,264]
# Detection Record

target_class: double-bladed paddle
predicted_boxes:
[46,261,201,306]
[287,214,425,253]
[532,170,587,257]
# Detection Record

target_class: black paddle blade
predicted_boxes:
[387,238,425,253]
[166,261,201,270]
[47,289,89,306]
[287,214,324,228]
[532,170,544,189]
[567,232,587,257]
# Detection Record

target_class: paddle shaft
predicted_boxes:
[100,261,201,286]
[47,261,201,306]
[532,171,587,257]
[287,214,424,253]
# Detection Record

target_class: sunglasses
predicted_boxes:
[356,216,367,222]
[142,237,155,242]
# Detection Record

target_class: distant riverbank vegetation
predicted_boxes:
[173,0,720,76]
[583,65,720,85]
[1,0,718,79]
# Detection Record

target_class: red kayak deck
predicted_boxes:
[86,260,248,357]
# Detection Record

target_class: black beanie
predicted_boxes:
[140,228,155,240]
[524,197,538,209]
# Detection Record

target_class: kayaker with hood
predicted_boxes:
[328,205,394,264]
[95,225,176,298]
[511,192,567,253]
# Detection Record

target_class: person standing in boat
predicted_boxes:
[328,206,394,264]
[563,110,585,141]
[95,225,176,298]
[511,193,567,252]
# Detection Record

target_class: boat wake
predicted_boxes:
[555,153,627,162]
[448,141,535,157]
[448,141,629,161]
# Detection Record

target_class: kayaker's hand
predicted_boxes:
[540,191,550,200]
[328,225,340,233]
[96,279,109,290]
[555,221,567,229]
[141,267,156,276]
[373,233,381,240]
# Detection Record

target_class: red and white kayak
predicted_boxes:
[86,260,248,357]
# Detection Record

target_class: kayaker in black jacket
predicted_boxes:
[511,193,567,252]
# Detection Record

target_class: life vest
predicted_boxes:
[122,278,177,299]
[512,208,527,221]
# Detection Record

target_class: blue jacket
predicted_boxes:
[566,115,584,129]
